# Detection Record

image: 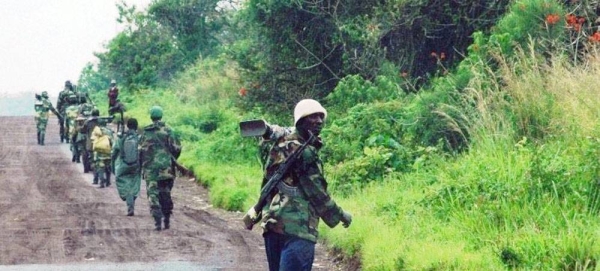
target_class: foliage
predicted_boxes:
[325,74,405,116]
[77,63,111,93]
[95,16,184,89]
[234,0,511,118]
[148,0,232,61]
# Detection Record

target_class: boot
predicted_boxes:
[92,173,98,185]
[126,206,134,216]
[72,154,77,162]
[37,132,40,145]
[40,133,45,145]
[154,216,162,231]
[164,214,170,230]
[126,196,134,216]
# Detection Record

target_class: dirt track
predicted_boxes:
[0,116,337,270]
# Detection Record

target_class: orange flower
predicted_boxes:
[238,87,247,97]
[566,14,577,26]
[440,52,446,60]
[589,32,600,42]
[545,14,560,25]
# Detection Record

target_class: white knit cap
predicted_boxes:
[293,99,327,126]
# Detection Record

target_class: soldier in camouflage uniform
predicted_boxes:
[139,106,181,231]
[71,104,96,164]
[34,91,61,145]
[82,109,100,175]
[259,99,352,271]
[91,118,114,188]
[57,80,75,143]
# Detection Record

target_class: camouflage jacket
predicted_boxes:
[57,88,74,113]
[34,98,57,120]
[139,121,181,181]
[260,130,344,243]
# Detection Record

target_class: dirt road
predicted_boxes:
[0,116,338,270]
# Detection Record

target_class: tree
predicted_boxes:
[149,0,234,63]
[94,2,185,90]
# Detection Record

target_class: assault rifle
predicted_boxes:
[242,132,315,230]
[98,115,115,123]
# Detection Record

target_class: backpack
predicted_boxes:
[92,126,113,154]
[121,133,139,165]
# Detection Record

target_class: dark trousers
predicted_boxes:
[157,179,174,215]
[264,232,315,271]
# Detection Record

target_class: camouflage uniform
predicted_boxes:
[34,92,59,145]
[71,103,95,164]
[82,113,99,175]
[57,81,75,143]
[91,120,114,188]
[259,99,351,271]
[139,106,181,231]
[111,121,141,216]
[261,132,346,239]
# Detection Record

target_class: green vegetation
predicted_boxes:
[80,0,600,269]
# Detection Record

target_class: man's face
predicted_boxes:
[298,113,325,136]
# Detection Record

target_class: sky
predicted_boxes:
[0,0,152,98]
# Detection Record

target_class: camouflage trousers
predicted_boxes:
[94,155,111,187]
[146,178,174,219]
[70,140,84,163]
[35,117,48,133]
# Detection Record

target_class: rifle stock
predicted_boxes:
[172,157,194,178]
[242,133,314,230]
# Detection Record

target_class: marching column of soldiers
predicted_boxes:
[33,79,170,230]
[35,80,354,268]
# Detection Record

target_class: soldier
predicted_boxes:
[71,102,96,164]
[91,118,114,188]
[258,99,352,271]
[64,93,82,160]
[82,109,100,176]
[57,80,75,143]
[139,106,181,231]
[107,79,119,112]
[112,118,141,216]
[34,91,61,145]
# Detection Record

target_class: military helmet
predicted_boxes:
[91,108,100,117]
[110,79,117,84]
[293,99,327,126]
[41,91,48,98]
[150,106,163,119]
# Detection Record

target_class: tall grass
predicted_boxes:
[320,47,600,270]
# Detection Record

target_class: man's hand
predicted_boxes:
[341,210,352,228]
